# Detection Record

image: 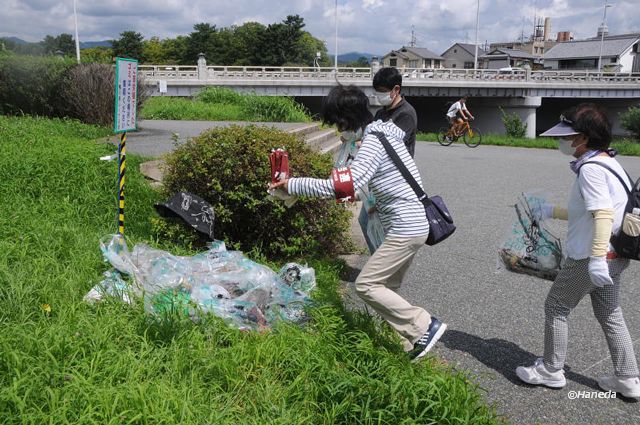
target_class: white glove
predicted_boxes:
[588,256,613,287]
[267,188,298,208]
[531,203,554,223]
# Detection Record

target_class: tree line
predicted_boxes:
[0,15,368,67]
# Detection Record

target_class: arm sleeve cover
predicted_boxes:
[552,207,568,220]
[591,208,614,257]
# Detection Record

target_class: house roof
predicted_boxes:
[544,35,639,60]
[450,43,487,57]
[384,46,444,60]
[480,48,536,59]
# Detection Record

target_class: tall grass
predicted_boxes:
[418,132,640,156]
[0,116,500,424]
[141,87,311,123]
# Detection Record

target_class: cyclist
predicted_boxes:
[446,95,474,138]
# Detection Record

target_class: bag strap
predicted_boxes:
[370,131,431,204]
[577,160,633,196]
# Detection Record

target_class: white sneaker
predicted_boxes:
[597,375,640,399]
[516,358,566,388]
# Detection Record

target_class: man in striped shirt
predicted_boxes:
[269,85,447,361]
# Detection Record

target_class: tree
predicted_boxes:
[81,46,113,64]
[112,31,145,61]
[233,22,266,65]
[56,34,75,56]
[143,36,167,64]
[183,23,216,64]
[345,56,370,68]
[257,15,306,66]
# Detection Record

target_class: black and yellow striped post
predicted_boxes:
[117,132,126,235]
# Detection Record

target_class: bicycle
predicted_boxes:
[437,119,482,148]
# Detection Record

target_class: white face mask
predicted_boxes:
[558,138,585,156]
[341,128,363,143]
[375,90,393,106]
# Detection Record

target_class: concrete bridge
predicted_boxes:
[140,64,640,137]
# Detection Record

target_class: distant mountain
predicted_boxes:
[2,36,28,44]
[80,40,112,49]
[336,51,380,64]
[1,36,111,49]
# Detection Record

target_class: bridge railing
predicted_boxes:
[138,65,640,84]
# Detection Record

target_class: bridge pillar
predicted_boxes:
[500,96,542,139]
[197,53,207,80]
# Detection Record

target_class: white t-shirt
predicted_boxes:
[565,156,631,259]
[446,101,468,118]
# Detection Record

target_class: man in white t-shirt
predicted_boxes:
[445,95,474,137]
[515,103,640,399]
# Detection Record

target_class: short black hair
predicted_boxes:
[321,85,373,132]
[563,103,612,149]
[373,67,402,91]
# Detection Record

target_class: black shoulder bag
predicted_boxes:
[370,131,456,246]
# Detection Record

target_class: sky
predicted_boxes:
[1,0,638,58]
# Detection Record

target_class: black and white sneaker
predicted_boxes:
[408,317,447,362]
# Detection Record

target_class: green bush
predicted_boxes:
[0,55,73,116]
[241,94,311,122]
[620,106,640,142]
[500,107,528,138]
[161,125,352,257]
[141,87,312,122]
[195,86,244,104]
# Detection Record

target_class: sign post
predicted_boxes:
[113,57,138,236]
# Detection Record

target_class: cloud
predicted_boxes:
[0,0,637,57]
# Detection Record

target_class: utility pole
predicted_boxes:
[474,0,480,69]
[410,25,417,47]
[73,0,80,63]
[597,2,612,72]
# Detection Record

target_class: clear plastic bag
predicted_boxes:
[90,235,316,329]
[357,188,385,254]
[498,192,563,281]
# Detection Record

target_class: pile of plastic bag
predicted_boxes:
[497,192,563,281]
[85,235,316,330]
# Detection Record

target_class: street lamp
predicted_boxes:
[334,0,338,71]
[73,0,80,63]
[473,0,480,70]
[597,2,612,72]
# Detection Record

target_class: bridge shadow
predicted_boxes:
[439,329,600,390]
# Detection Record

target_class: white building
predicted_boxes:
[543,33,640,72]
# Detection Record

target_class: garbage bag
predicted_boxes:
[334,139,358,168]
[155,192,215,240]
[357,188,385,254]
[498,192,563,281]
[91,234,316,330]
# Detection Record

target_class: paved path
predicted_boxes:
[344,142,640,424]
[112,120,307,157]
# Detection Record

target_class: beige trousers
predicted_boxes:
[355,234,431,351]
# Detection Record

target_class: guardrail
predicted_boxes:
[138,65,640,84]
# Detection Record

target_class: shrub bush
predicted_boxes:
[58,63,150,127]
[161,125,352,257]
[0,55,72,116]
[500,107,527,139]
[194,86,312,122]
[620,106,640,142]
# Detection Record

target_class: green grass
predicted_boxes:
[0,115,500,424]
[141,87,312,123]
[417,132,640,156]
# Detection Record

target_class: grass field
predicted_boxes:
[417,132,640,156]
[141,87,312,123]
[0,116,500,424]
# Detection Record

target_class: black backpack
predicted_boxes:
[578,161,640,260]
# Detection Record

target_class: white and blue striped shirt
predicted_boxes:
[288,120,429,238]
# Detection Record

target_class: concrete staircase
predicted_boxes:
[288,122,341,154]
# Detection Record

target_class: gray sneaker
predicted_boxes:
[597,375,640,399]
[516,358,566,389]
